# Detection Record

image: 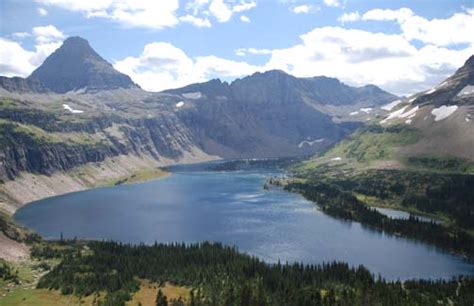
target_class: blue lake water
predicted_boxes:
[14,164,474,280]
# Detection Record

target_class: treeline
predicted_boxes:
[34,241,474,306]
[0,261,19,284]
[330,169,474,229]
[285,181,474,258]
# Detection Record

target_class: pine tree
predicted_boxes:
[156,289,168,306]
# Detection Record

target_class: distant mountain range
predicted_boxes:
[0,36,471,213]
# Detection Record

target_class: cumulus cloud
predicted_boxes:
[292,5,311,14]
[356,8,474,47]
[114,42,259,91]
[240,15,250,23]
[38,7,48,16]
[36,0,257,28]
[209,0,233,22]
[263,26,472,95]
[338,11,360,23]
[36,0,180,30]
[232,1,256,13]
[0,25,64,77]
[32,25,64,44]
[323,0,342,8]
[179,14,212,28]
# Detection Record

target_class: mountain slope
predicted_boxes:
[302,54,474,173]
[289,56,474,257]
[11,36,139,93]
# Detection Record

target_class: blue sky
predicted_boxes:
[1,0,473,95]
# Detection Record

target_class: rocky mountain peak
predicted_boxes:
[28,36,139,93]
[414,54,474,106]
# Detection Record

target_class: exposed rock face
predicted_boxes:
[26,36,139,93]
[0,77,48,93]
[414,55,474,107]
[163,70,396,157]
[0,108,197,181]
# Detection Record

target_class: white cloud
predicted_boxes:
[0,38,36,77]
[209,0,233,22]
[263,26,472,95]
[0,25,64,77]
[235,47,272,56]
[36,0,257,28]
[36,0,180,30]
[32,25,64,44]
[38,7,48,16]
[323,0,342,8]
[114,42,259,92]
[362,8,413,22]
[338,11,360,23]
[361,8,474,47]
[179,14,212,28]
[240,15,250,23]
[292,5,311,14]
[232,1,256,13]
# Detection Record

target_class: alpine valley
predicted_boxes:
[1,36,474,306]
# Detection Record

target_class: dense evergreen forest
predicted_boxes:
[285,166,474,258]
[285,181,474,257]
[34,241,474,306]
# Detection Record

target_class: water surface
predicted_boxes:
[15,164,474,280]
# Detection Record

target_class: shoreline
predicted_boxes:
[0,154,220,217]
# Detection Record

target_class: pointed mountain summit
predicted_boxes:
[414,54,474,106]
[28,36,139,93]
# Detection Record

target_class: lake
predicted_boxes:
[14,162,474,280]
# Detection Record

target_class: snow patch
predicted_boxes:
[62,104,83,114]
[182,91,202,99]
[381,100,402,111]
[176,101,185,108]
[408,97,417,103]
[466,117,471,123]
[380,106,418,124]
[431,105,458,122]
[349,111,359,116]
[298,138,324,148]
[425,87,436,94]
[436,81,448,89]
[399,106,419,118]
[360,107,372,114]
[405,119,412,125]
[380,106,407,123]
[457,85,474,97]
[330,157,342,161]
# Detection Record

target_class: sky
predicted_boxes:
[0,0,473,96]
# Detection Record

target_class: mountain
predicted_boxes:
[0,36,398,215]
[166,70,398,121]
[413,55,474,107]
[162,69,397,158]
[0,36,139,94]
[302,55,474,173]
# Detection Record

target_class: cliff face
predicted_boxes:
[0,105,200,182]
[0,77,48,93]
